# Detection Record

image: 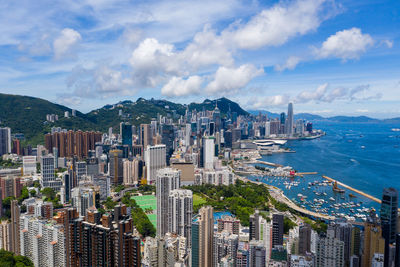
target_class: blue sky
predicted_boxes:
[0,0,399,118]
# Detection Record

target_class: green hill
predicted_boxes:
[0,94,249,146]
[0,94,99,145]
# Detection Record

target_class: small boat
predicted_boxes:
[349,193,356,198]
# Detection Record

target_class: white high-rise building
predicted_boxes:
[0,127,11,156]
[185,124,191,147]
[316,229,344,267]
[213,231,239,266]
[145,144,166,184]
[168,189,193,247]
[156,168,180,237]
[23,156,37,175]
[41,155,62,191]
[71,187,95,217]
[20,215,66,267]
[265,121,271,137]
[76,161,87,183]
[203,137,215,170]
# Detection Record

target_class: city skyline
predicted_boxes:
[0,0,399,118]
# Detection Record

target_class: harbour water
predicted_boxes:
[249,121,400,220]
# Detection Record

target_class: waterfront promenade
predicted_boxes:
[238,176,335,221]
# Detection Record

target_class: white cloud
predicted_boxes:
[315,28,374,60]
[251,94,291,108]
[129,38,180,87]
[296,83,328,103]
[53,28,82,59]
[66,64,134,98]
[205,64,264,95]
[181,27,234,69]
[382,40,393,48]
[161,76,203,97]
[226,0,327,49]
[275,56,301,71]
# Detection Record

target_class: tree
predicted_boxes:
[29,190,36,197]
[18,186,29,204]
[41,187,56,200]
[0,249,33,267]
[103,197,117,210]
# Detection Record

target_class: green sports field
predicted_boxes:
[131,195,157,227]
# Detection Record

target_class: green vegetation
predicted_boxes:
[122,193,156,237]
[301,217,328,234]
[137,184,156,193]
[193,194,207,206]
[18,186,29,204]
[0,249,33,267]
[1,197,15,219]
[184,180,270,226]
[283,217,297,234]
[0,159,21,168]
[0,93,248,146]
[103,197,117,210]
[114,184,125,193]
[41,187,63,209]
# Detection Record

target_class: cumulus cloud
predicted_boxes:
[66,64,134,98]
[315,28,374,60]
[251,94,291,108]
[296,83,328,103]
[181,28,234,69]
[161,76,203,97]
[129,38,180,87]
[226,0,327,49]
[275,56,302,71]
[53,28,82,59]
[205,64,264,95]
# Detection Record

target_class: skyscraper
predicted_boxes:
[0,127,11,156]
[120,122,133,146]
[299,223,312,255]
[380,187,398,244]
[140,124,152,148]
[41,155,62,191]
[156,168,180,237]
[202,137,215,170]
[316,229,345,267]
[10,200,20,255]
[249,210,260,241]
[168,189,193,247]
[272,213,284,248]
[198,206,214,267]
[362,213,385,267]
[109,149,123,185]
[145,144,166,184]
[249,240,266,267]
[286,102,294,135]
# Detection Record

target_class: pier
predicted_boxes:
[322,175,400,212]
[255,160,283,168]
[297,172,318,175]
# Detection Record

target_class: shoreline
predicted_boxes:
[237,175,335,221]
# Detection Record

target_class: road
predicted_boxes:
[238,176,335,221]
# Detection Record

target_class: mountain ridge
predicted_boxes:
[0,93,398,145]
